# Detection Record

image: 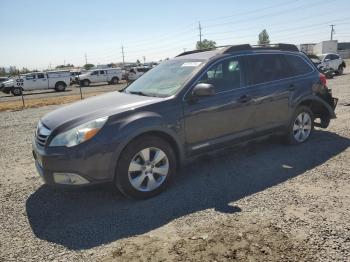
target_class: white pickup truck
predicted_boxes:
[1,71,70,96]
[78,68,122,86]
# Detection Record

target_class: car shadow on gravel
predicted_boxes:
[26,131,350,250]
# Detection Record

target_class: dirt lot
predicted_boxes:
[0,83,126,111]
[0,69,349,261]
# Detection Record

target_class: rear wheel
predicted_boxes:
[55,82,66,92]
[111,77,119,85]
[115,135,176,199]
[286,106,314,144]
[11,86,22,96]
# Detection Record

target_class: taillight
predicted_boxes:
[319,73,327,86]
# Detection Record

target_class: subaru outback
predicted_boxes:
[32,44,338,199]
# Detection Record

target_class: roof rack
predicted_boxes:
[176,43,299,57]
[250,43,299,52]
[176,48,214,57]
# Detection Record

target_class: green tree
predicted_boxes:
[9,66,18,76]
[196,39,216,50]
[0,67,6,76]
[83,63,95,70]
[258,29,270,45]
[20,67,30,74]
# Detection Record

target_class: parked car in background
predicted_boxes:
[1,71,70,96]
[70,70,84,85]
[78,68,122,86]
[127,67,150,81]
[317,53,346,75]
[32,43,338,199]
[307,54,335,79]
[0,76,9,85]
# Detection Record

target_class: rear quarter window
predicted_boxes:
[284,55,313,76]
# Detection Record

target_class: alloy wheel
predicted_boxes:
[293,112,312,142]
[128,147,169,192]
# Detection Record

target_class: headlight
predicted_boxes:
[49,116,108,147]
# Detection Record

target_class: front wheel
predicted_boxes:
[115,135,176,199]
[11,86,22,96]
[286,106,314,145]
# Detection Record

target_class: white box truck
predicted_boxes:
[1,71,70,96]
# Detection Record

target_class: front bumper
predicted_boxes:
[32,138,115,186]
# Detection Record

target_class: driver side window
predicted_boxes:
[198,58,241,93]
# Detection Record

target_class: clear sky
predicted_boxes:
[1,0,350,69]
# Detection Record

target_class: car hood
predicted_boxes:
[78,73,90,79]
[2,79,14,86]
[41,91,164,131]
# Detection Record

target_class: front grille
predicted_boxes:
[35,122,51,147]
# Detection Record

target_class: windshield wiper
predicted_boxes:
[128,91,150,96]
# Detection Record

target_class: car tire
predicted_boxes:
[11,86,22,96]
[111,77,119,85]
[337,65,344,75]
[114,135,176,199]
[286,106,314,145]
[54,82,66,92]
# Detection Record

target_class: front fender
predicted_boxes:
[105,111,184,180]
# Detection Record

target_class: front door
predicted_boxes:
[35,73,48,90]
[183,57,255,152]
[23,74,37,90]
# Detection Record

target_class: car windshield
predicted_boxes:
[124,59,204,97]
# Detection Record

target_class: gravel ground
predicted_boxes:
[0,69,349,262]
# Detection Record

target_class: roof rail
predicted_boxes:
[175,43,299,57]
[251,43,299,52]
[176,48,214,57]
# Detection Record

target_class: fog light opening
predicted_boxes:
[53,173,90,185]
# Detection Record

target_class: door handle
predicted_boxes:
[238,95,252,103]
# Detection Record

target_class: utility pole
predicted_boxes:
[84,53,88,65]
[198,22,202,44]
[143,56,146,64]
[330,24,335,40]
[121,45,125,69]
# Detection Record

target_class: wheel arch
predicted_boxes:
[295,95,336,128]
[55,81,67,88]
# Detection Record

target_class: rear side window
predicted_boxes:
[284,55,313,76]
[244,54,290,85]
[37,73,45,79]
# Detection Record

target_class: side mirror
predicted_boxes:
[192,83,215,97]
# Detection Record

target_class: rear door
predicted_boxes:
[183,56,255,152]
[243,54,294,133]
